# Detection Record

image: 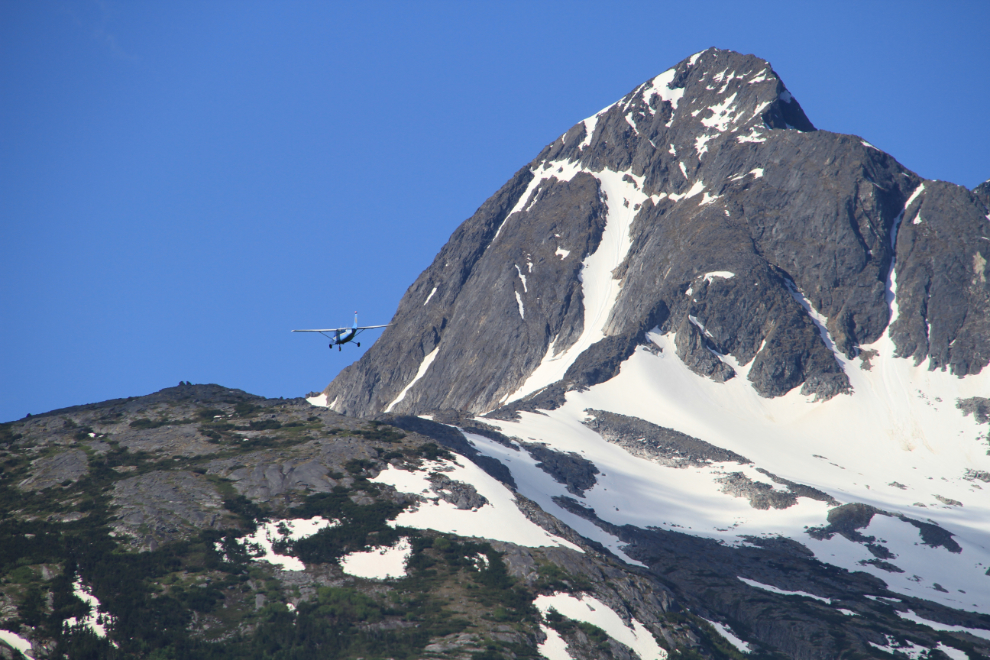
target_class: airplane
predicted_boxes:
[292,313,389,351]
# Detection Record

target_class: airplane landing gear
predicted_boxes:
[357,342,361,347]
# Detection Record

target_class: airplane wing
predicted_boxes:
[292,328,348,333]
[355,324,390,330]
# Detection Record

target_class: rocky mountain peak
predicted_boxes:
[323,49,990,419]
[541,47,815,196]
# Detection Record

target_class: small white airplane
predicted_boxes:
[292,313,389,351]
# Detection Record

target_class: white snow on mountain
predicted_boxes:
[0,629,34,659]
[537,624,571,660]
[371,459,582,551]
[896,609,990,642]
[467,322,990,612]
[534,593,667,660]
[701,618,751,654]
[737,577,830,603]
[503,164,650,406]
[868,635,929,658]
[226,516,339,571]
[64,578,115,639]
[339,537,412,580]
[385,346,440,412]
[423,149,990,612]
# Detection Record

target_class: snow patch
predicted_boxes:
[640,68,685,111]
[896,609,990,642]
[505,167,650,404]
[784,280,844,362]
[226,517,338,571]
[937,643,970,660]
[579,115,599,149]
[869,635,929,658]
[703,271,735,283]
[736,127,767,143]
[64,578,116,638]
[306,393,328,407]
[905,183,926,211]
[700,93,739,132]
[534,593,667,660]
[779,90,793,103]
[515,265,528,292]
[0,629,35,659]
[556,247,570,260]
[737,576,831,603]
[695,133,714,156]
[515,291,526,320]
[702,619,750,653]
[386,346,440,412]
[493,160,584,242]
[538,624,573,660]
[668,181,705,202]
[339,537,411,580]
[424,286,437,305]
[372,460,582,551]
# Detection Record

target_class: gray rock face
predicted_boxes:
[889,181,990,375]
[111,470,234,550]
[582,409,746,467]
[428,473,488,510]
[324,47,990,417]
[974,178,990,212]
[18,449,89,490]
[519,441,599,496]
[957,396,990,430]
[115,424,218,458]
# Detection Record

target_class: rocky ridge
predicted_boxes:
[3,385,990,659]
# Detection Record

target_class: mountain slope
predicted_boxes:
[325,47,990,416]
[5,385,990,660]
[312,47,990,656]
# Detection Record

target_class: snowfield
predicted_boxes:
[466,324,990,612]
[371,459,582,551]
[339,537,412,580]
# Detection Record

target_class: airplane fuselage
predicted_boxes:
[334,328,357,345]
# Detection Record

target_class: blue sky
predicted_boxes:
[2,1,988,422]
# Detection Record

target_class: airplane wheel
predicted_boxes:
[357,342,361,347]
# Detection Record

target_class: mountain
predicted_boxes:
[3,49,990,660]
[312,48,990,654]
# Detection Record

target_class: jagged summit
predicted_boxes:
[323,48,990,417]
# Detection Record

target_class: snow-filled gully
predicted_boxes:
[501,164,651,406]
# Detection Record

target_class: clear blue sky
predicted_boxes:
[2,1,988,422]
